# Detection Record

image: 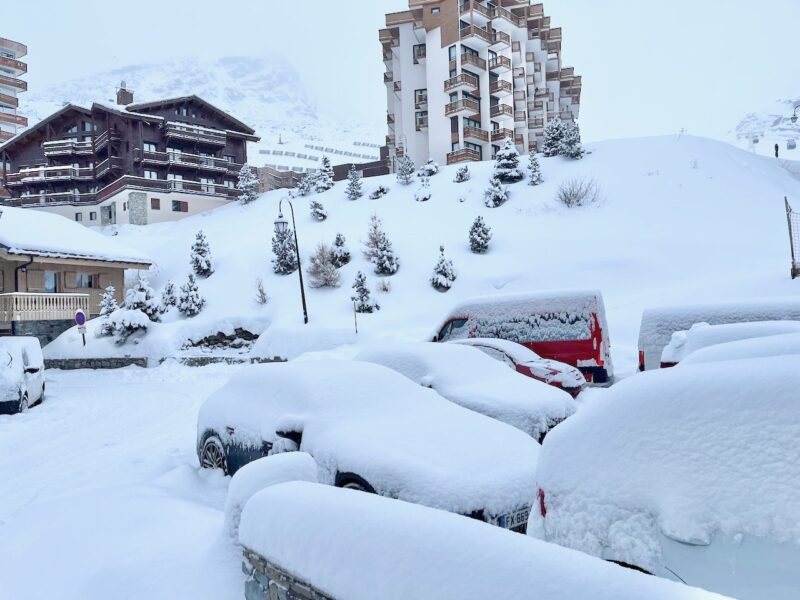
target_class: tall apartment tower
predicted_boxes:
[380,1,581,168]
[0,37,28,142]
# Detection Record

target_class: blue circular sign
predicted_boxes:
[75,310,86,326]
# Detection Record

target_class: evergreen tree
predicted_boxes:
[414,175,432,202]
[125,274,161,322]
[493,138,524,183]
[417,158,440,177]
[469,216,492,254]
[330,232,351,268]
[484,176,510,208]
[160,280,178,312]
[542,117,566,157]
[271,227,299,274]
[98,285,118,337]
[369,185,390,199]
[107,308,150,344]
[190,230,214,278]
[351,271,379,313]
[307,243,341,288]
[345,165,363,200]
[309,198,327,221]
[237,165,260,204]
[296,172,315,196]
[178,273,205,317]
[363,214,399,275]
[396,155,415,185]
[430,245,456,291]
[559,122,585,159]
[314,157,335,193]
[528,153,544,185]
[453,165,471,183]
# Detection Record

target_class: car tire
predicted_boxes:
[199,434,228,475]
[18,393,28,414]
[335,472,376,494]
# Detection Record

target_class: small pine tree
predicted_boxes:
[493,138,524,183]
[430,245,456,291]
[107,308,150,345]
[351,271,379,313]
[345,165,363,200]
[178,273,205,317]
[125,274,161,322]
[414,175,432,202]
[559,122,585,159]
[296,172,315,196]
[271,228,299,275]
[417,158,440,177]
[160,280,178,312]
[542,117,566,158]
[528,153,544,185]
[190,230,214,278]
[237,165,260,204]
[309,198,327,221]
[469,216,492,254]
[396,155,415,185]
[314,157,335,193]
[330,233,351,268]
[98,285,118,337]
[484,176,510,208]
[363,214,399,275]
[307,243,341,288]
[453,165,471,183]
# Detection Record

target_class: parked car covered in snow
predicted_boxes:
[356,343,576,442]
[449,337,586,397]
[637,299,800,370]
[531,355,800,599]
[432,290,613,385]
[197,360,539,532]
[0,337,45,414]
[679,332,800,366]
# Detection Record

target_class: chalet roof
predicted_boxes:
[0,104,92,154]
[126,95,257,136]
[91,102,165,124]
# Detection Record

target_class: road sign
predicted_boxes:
[75,310,87,346]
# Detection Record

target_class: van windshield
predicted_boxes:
[474,313,592,342]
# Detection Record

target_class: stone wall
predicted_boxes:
[176,356,285,368]
[243,548,333,600]
[127,191,148,225]
[12,319,75,346]
[44,357,147,370]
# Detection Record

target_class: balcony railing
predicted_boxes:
[0,92,18,108]
[444,73,479,93]
[445,98,480,117]
[0,56,27,75]
[0,130,14,141]
[164,122,227,146]
[0,74,27,92]
[446,148,481,165]
[95,156,124,178]
[42,140,94,156]
[93,129,121,151]
[379,28,399,46]
[415,94,428,109]
[6,165,94,185]
[514,110,527,122]
[490,104,513,119]
[94,175,239,203]
[414,45,427,63]
[16,192,97,207]
[490,31,512,49]
[489,80,512,96]
[460,24,493,45]
[139,150,242,173]
[416,116,429,131]
[0,111,27,127]
[461,53,487,71]
[459,0,494,20]
[0,293,89,323]
[529,118,545,129]
[384,72,393,83]
[463,126,489,142]
[489,56,512,72]
[491,128,515,142]
[494,5,526,27]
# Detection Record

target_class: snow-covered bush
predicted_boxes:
[178,273,205,317]
[369,185,389,200]
[363,214,399,276]
[542,117,566,158]
[351,271,379,313]
[417,159,440,177]
[345,165,363,200]
[330,233,351,268]
[376,278,392,293]
[528,153,544,185]
[414,175,432,202]
[107,308,150,345]
[237,165,259,205]
[190,230,214,278]
[271,227,298,275]
[469,216,492,254]
[453,165,471,183]
[556,176,601,208]
[125,275,161,323]
[307,243,341,288]
[98,285,118,337]
[314,157,334,193]
[484,176,509,208]
[493,138,524,183]
[255,278,269,305]
[159,280,177,313]
[309,198,327,221]
[396,155,415,185]
[430,245,456,292]
[295,172,315,197]
[559,122,584,159]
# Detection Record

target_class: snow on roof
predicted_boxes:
[446,289,605,320]
[0,207,151,265]
[450,337,544,362]
[239,481,732,600]
[535,355,800,570]
[679,332,800,366]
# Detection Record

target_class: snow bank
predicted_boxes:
[679,332,800,365]
[252,323,358,360]
[239,481,730,600]
[356,342,576,440]
[223,452,317,539]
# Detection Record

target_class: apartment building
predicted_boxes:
[0,90,260,225]
[380,0,581,167]
[0,37,27,144]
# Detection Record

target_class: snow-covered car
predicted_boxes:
[0,336,45,415]
[532,355,800,599]
[659,320,800,367]
[239,482,731,600]
[679,332,800,366]
[356,342,576,442]
[448,337,586,397]
[197,360,540,532]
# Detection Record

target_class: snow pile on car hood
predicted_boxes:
[680,332,800,366]
[534,355,800,570]
[356,342,576,440]
[239,481,731,600]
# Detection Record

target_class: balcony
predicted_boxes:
[0,111,27,127]
[460,24,493,48]
[444,73,479,94]
[463,126,489,143]
[93,129,122,151]
[95,156,124,178]
[446,148,481,165]
[6,165,94,185]
[494,5,526,28]
[445,98,480,118]
[42,140,94,157]
[0,74,27,93]
[379,28,400,47]
[513,67,526,81]
[0,293,89,323]
[491,128,514,143]
[416,116,428,131]
[387,113,395,125]
[0,130,13,141]
[139,150,242,173]
[0,92,18,108]
[490,30,512,50]
[15,191,97,207]
[490,104,513,119]
[393,81,402,94]
[529,118,544,129]
[386,135,396,146]
[514,110,527,122]
[94,175,239,203]
[384,71,393,84]
[560,111,575,121]
[488,55,512,74]
[489,79,513,97]
[0,56,26,76]
[460,53,487,71]
[415,94,428,109]
[164,122,227,147]
[413,45,427,64]
[459,0,493,25]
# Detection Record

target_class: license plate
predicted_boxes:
[498,507,530,530]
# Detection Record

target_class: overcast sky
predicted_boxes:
[6,0,799,142]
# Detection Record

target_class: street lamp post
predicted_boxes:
[791,104,800,124]
[274,198,309,324]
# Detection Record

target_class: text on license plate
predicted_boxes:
[498,507,530,529]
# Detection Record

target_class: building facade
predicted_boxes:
[381,0,581,167]
[0,92,260,225]
[0,37,27,144]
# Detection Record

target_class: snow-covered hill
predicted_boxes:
[734,97,800,158]
[46,136,800,374]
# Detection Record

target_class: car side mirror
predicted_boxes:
[25,367,40,374]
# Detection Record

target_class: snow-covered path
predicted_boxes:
[0,364,244,600]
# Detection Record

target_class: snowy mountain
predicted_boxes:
[734,97,800,157]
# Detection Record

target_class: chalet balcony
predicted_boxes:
[0,92,18,108]
[95,156,124,179]
[6,165,94,185]
[15,191,97,207]
[93,129,122,152]
[489,55,512,74]
[446,148,481,165]
[490,30,512,50]
[445,98,480,118]
[460,53,487,71]
[460,24,493,49]
[42,140,94,157]
[463,126,489,143]
[138,150,242,173]
[490,128,514,143]
[94,175,239,203]
[0,111,27,127]
[0,293,89,323]
[458,1,493,26]
[444,73,479,94]
[164,122,227,147]
[0,56,27,76]
[490,104,513,119]
[489,79,513,97]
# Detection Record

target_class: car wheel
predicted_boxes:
[200,435,228,474]
[18,393,28,414]
[335,472,376,494]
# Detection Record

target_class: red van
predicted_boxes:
[432,290,613,385]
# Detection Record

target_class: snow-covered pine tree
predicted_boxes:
[271,227,299,275]
[98,285,118,336]
[330,232,351,268]
[307,243,341,288]
[430,245,456,291]
[469,216,492,253]
[542,117,566,157]
[396,155,415,185]
[363,214,399,275]
[528,152,544,185]
[417,158,440,177]
[484,176,510,208]
[108,308,150,344]
[296,172,315,196]
[159,280,178,312]
[237,165,260,204]
[453,165,471,183]
[314,157,335,193]
[559,122,585,159]
[351,271,379,313]
[178,273,205,317]
[345,165,363,200]
[414,175,432,202]
[309,198,327,221]
[493,138,524,183]
[369,185,389,199]
[125,274,161,322]
[190,230,214,278]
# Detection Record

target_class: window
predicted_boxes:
[82,121,92,132]
[414,89,428,105]
[199,177,214,193]
[89,212,97,221]
[122,202,127,211]
[144,170,159,180]
[172,200,188,212]
[66,124,78,134]
[143,142,157,152]
[431,6,440,14]
[223,180,235,189]
[43,272,57,294]
[151,198,161,210]
[74,212,83,222]
[223,155,235,163]
[74,273,94,289]
[448,45,457,62]
[181,107,189,117]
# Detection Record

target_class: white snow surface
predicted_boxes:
[679,332,800,366]
[533,355,800,570]
[198,360,539,517]
[239,481,731,600]
[356,342,576,440]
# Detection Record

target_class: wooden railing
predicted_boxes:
[164,122,227,146]
[489,80,512,95]
[490,104,513,119]
[459,0,493,19]
[0,92,18,108]
[93,129,121,150]
[460,24,493,45]
[0,293,89,322]
[444,73,479,92]
[491,128,514,142]
[461,53,487,70]
[445,98,481,117]
[0,111,27,127]
[463,126,489,142]
[138,149,241,172]
[42,140,94,156]
[6,166,94,184]
[0,73,27,92]
[0,56,26,74]
[489,56,512,71]
[446,148,481,165]
[491,31,512,48]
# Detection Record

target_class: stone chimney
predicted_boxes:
[116,80,134,106]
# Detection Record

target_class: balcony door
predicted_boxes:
[43,272,57,294]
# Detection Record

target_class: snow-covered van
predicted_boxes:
[433,290,613,385]
[637,300,800,371]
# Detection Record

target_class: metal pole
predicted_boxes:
[787,197,798,280]
[353,301,358,334]
[280,198,309,324]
